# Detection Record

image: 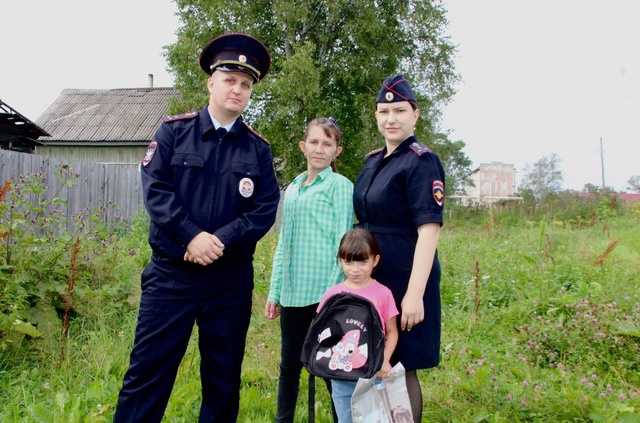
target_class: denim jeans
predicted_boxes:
[330,380,358,423]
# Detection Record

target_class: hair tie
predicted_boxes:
[328,117,340,131]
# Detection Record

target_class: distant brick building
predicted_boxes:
[467,162,515,196]
[453,162,519,205]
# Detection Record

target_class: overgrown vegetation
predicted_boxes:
[1,173,639,422]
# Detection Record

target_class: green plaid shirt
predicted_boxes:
[268,167,355,306]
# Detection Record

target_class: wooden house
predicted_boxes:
[35,85,180,165]
[0,99,50,153]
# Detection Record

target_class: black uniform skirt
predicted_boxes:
[371,230,441,370]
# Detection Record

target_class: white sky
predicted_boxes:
[1,0,179,117]
[442,1,640,191]
[2,0,638,191]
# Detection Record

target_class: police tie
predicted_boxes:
[217,127,227,139]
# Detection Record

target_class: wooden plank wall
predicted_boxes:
[0,149,144,231]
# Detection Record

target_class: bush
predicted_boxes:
[0,168,146,361]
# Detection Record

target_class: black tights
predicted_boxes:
[405,369,423,423]
[275,305,337,422]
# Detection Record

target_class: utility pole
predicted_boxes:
[600,137,605,189]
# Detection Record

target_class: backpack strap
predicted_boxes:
[308,373,315,423]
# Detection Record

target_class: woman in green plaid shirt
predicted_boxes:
[265,117,355,422]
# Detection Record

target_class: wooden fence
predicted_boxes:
[0,149,144,230]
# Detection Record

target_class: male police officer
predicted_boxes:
[114,33,280,423]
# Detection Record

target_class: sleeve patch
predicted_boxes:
[142,141,158,167]
[432,180,445,206]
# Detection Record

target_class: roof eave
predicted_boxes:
[38,141,150,147]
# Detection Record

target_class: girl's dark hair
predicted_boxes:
[337,228,381,262]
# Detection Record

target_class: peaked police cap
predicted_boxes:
[199,33,271,83]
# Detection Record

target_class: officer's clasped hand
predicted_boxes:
[184,232,225,265]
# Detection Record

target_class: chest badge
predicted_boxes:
[239,177,254,198]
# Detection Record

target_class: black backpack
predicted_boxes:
[301,292,386,381]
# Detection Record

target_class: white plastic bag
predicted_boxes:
[351,362,414,423]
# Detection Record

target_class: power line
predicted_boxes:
[446,93,640,120]
[463,103,640,144]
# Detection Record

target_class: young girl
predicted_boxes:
[265,117,354,422]
[317,228,399,423]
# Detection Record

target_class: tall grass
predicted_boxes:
[430,216,640,422]
[1,189,639,421]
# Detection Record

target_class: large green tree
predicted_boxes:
[165,0,468,188]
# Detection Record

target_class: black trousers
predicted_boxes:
[114,258,254,423]
[276,305,337,423]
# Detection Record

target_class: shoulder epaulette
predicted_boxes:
[409,141,432,156]
[365,148,384,158]
[162,111,198,123]
[243,122,270,145]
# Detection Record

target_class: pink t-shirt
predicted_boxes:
[317,279,399,331]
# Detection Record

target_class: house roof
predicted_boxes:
[0,99,50,149]
[579,192,640,203]
[36,88,180,145]
[618,193,640,203]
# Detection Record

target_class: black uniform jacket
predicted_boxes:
[353,134,445,288]
[141,107,280,267]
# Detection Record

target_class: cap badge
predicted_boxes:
[239,54,247,63]
[239,177,254,198]
[385,92,394,102]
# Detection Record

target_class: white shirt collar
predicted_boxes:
[208,112,236,132]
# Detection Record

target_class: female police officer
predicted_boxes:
[114,33,280,423]
[353,75,445,423]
